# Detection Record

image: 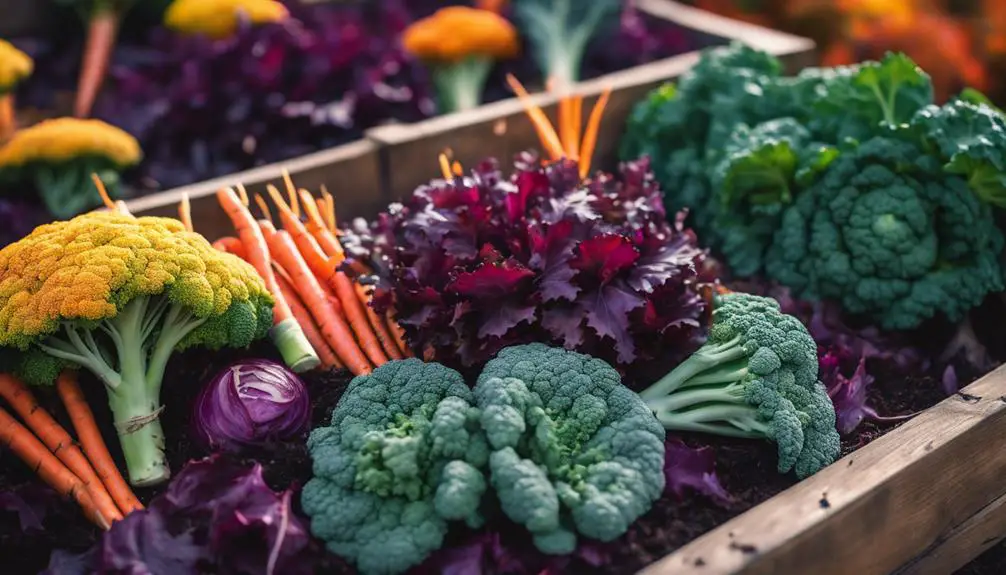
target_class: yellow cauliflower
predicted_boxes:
[0,39,32,94]
[164,0,289,40]
[0,118,142,219]
[0,211,273,486]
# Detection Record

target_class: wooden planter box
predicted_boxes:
[125,140,381,242]
[128,0,816,227]
[365,0,817,203]
[641,364,1006,575]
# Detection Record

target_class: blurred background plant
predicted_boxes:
[686,0,999,102]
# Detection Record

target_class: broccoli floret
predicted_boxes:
[474,344,666,554]
[0,211,272,486]
[301,359,489,575]
[639,293,840,479]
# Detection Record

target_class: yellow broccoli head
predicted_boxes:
[0,211,272,349]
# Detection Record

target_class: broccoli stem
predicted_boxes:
[37,296,207,486]
[652,403,769,439]
[270,318,321,373]
[637,336,748,401]
[432,56,493,113]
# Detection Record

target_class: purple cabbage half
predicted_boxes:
[193,359,310,452]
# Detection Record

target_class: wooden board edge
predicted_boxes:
[638,364,1006,575]
[895,488,1006,575]
[125,139,379,214]
[636,0,815,56]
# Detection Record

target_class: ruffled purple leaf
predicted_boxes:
[570,235,640,285]
[352,156,709,370]
[663,438,733,507]
[43,456,316,575]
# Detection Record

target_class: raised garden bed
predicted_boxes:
[9,4,1006,575]
[126,0,816,237]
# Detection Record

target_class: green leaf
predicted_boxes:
[714,118,811,213]
[811,53,934,141]
[911,99,1006,207]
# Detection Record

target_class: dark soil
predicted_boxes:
[0,336,956,575]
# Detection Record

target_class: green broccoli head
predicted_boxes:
[301,359,489,575]
[474,344,666,554]
[640,293,840,479]
[764,128,1005,330]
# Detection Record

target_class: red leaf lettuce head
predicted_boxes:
[354,153,710,374]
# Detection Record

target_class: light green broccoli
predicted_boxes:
[474,344,666,555]
[639,292,840,479]
[300,359,489,575]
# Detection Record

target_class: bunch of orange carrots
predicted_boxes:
[177,172,411,376]
[0,370,143,530]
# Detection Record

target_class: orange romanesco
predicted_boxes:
[0,211,273,486]
[402,6,518,113]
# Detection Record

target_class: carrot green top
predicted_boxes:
[163,0,289,40]
[0,118,141,168]
[402,6,519,63]
[0,39,33,94]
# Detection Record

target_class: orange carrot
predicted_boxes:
[320,185,337,233]
[55,372,143,516]
[296,189,343,259]
[264,186,388,367]
[506,74,564,160]
[385,309,412,357]
[0,374,123,524]
[354,281,400,359]
[217,187,320,373]
[178,193,193,232]
[91,173,130,215]
[265,229,373,375]
[0,405,109,529]
[74,8,121,118]
[274,268,343,370]
[354,282,402,360]
[577,88,612,179]
[212,236,246,258]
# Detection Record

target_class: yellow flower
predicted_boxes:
[0,118,142,168]
[0,39,33,94]
[163,0,289,40]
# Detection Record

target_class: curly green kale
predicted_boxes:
[764,117,1005,330]
[474,343,666,555]
[639,293,840,479]
[301,359,489,575]
[709,117,837,277]
[619,42,786,234]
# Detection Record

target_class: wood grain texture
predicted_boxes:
[895,489,1006,575]
[126,140,381,242]
[367,0,817,203]
[640,364,1006,575]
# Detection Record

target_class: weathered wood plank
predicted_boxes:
[639,365,1006,575]
[895,488,1006,575]
[126,140,381,242]
[366,0,816,204]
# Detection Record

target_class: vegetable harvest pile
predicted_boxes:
[3,34,1006,575]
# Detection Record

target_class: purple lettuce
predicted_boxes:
[351,154,709,372]
[663,437,733,507]
[42,456,318,575]
[820,350,916,436]
[93,0,435,191]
